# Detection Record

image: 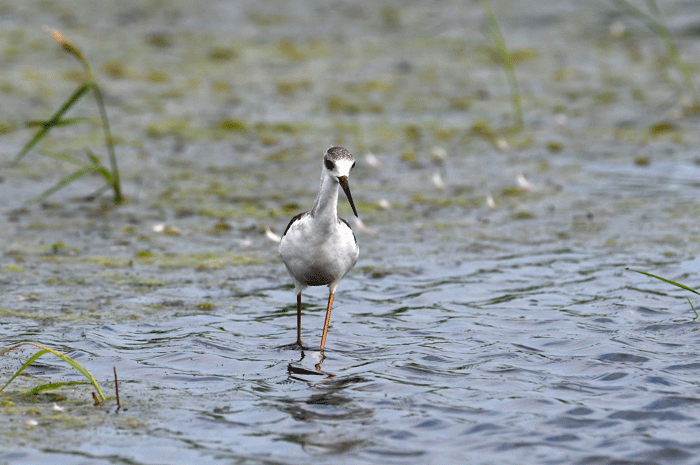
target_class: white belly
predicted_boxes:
[279,216,359,290]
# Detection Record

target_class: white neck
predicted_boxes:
[311,170,338,227]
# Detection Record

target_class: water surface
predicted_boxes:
[2,1,700,464]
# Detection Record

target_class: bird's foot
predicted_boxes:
[287,350,332,377]
[277,341,311,351]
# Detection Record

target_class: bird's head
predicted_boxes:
[323,146,358,217]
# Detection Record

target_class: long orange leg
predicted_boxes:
[296,293,303,348]
[319,292,334,351]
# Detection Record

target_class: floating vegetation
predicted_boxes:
[327,95,361,115]
[145,32,172,48]
[211,220,233,232]
[216,118,247,132]
[13,29,123,205]
[146,69,170,83]
[547,142,564,153]
[0,342,106,402]
[3,265,24,272]
[208,46,237,62]
[102,60,127,79]
[82,255,131,267]
[470,119,497,143]
[648,121,676,136]
[146,118,190,138]
[502,187,527,197]
[512,211,535,220]
[131,251,260,269]
[277,79,312,95]
[634,155,650,166]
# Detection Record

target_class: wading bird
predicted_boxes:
[279,146,359,351]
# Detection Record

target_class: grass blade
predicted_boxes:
[39,148,88,166]
[0,342,105,401]
[0,349,50,393]
[30,165,100,204]
[688,298,698,319]
[13,83,93,165]
[84,147,101,165]
[628,268,700,296]
[84,148,114,182]
[23,381,92,396]
[91,85,122,204]
[26,117,93,128]
[480,0,523,128]
[613,0,699,104]
[16,29,124,205]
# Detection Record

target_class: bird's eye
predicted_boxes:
[324,159,335,170]
[351,161,356,170]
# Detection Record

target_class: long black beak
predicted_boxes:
[338,176,358,217]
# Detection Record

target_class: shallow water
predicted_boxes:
[2,0,700,464]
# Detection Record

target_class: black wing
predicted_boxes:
[282,212,307,237]
[338,217,357,245]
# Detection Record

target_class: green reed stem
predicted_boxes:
[613,0,699,105]
[14,29,123,205]
[480,0,523,128]
[60,30,123,204]
[89,72,122,204]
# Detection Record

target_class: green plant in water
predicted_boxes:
[628,268,699,318]
[480,0,523,128]
[0,342,106,401]
[613,0,700,107]
[13,28,123,204]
